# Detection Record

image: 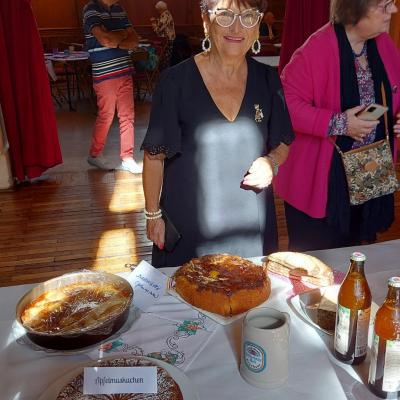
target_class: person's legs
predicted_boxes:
[284,202,350,251]
[116,76,134,160]
[89,79,118,158]
[115,76,141,173]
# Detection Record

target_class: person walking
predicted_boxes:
[83,0,142,173]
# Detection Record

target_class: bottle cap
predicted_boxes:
[388,277,400,288]
[350,252,366,262]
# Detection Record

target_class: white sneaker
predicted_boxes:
[118,158,143,174]
[87,154,113,171]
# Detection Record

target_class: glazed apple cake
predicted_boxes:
[173,253,271,317]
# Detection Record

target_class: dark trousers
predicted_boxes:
[284,202,360,252]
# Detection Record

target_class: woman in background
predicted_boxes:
[275,0,400,251]
[151,1,176,69]
[142,0,294,267]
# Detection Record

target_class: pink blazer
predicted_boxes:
[275,23,400,218]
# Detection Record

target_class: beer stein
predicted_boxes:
[240,307,290,389]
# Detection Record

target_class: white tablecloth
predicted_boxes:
[1,240,399,400]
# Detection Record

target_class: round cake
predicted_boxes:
[21,282,132,334]
[56,357,183,400]
[173,254,271,316]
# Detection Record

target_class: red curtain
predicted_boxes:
[0,0,62,181]
[279,0,331,74]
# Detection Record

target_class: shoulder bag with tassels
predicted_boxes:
[331,83,399,206]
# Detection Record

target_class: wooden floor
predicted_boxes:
[0,100,399,287]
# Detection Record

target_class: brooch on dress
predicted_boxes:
[254,104,264,123]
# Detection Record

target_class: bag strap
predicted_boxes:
[329,135,343,155]
[381,82,390,141]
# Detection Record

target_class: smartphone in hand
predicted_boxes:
[356,103,388,121]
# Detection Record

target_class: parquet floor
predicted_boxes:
[0,100,399,287]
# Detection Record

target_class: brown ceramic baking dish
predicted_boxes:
[15,271,133,350]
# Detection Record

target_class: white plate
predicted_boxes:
[290,285,339,335]
[38,356,198,400]
[290,285,378,336]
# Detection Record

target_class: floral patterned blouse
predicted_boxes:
[328,50,377,149]
[152,10,175,41]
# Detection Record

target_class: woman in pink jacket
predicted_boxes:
[275,0,400,251]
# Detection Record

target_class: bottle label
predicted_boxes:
[382,339,400,392]
[369,334,400,392]
[355,307,370,357]
[335,306,370,356]
[335,305,350,354]
[368,334,379,385]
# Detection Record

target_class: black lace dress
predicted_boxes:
[141,56,294,267]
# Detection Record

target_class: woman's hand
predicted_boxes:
[394,113,400,138]
[241,157,274,190]
[146,217,165,250]
[345,105,380,141]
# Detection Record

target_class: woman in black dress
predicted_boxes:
[141,0,294,267]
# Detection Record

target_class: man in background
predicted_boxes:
[259,12,279,42]
[83,0,142,173]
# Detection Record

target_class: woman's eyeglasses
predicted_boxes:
[208,8,262,29]
[378,0,397,13]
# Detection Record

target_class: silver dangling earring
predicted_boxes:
[252,38,261,55]
[202,34,211,53]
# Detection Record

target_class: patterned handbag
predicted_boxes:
[332,84,399,206]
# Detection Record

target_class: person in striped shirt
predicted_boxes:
[83,0,142,173]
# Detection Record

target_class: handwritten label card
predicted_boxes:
[126,260,169,311]
[83,366,157,395]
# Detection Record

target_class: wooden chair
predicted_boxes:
[145,37,168,91]
[46,60,68,108]
[131,49,152,101]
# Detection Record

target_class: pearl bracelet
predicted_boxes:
[144,209,162,220]
[145,214,162,220]
[144,208,161,216]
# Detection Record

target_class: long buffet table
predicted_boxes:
[1,240,399,400]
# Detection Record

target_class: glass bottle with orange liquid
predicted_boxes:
[334,252,372,364]
[368,277,400,399]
